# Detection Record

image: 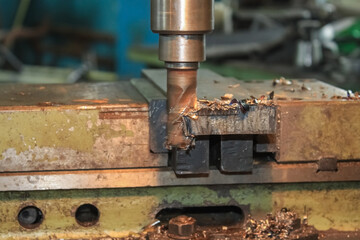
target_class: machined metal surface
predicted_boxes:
[143,69,360,163]
[159,35,205,62]
[1,70,360,181]
[167,69,197,148]
[151,0,214,149]
[151,0,214,34]
[183,105,276,135]
[142,69,348,102]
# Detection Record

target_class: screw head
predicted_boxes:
[168,215,196,239]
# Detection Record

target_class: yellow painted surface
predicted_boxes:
[0,110,137,157]
[0,183,359,239]
[271,183,360,231]
[0,110,98,156]
[0,109,157,171]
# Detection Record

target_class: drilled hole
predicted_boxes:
[18,206,43,229]
[75,204,100,227]
[156,206,245,227]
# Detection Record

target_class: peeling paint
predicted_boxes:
[0,111,98,155]
[0,110,166,171]
[0,183,359,239]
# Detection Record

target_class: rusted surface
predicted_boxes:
[0,82,147,110]
[144,69,360,162]
[167,69,197,148]
[99,111,148,119]
[143,69,353,139]
[0,82,167,172]
[1,161,360,191]
[0,109,167,172]
[168,215,196,239]
[276,101,360,162]
[131,78,168,153]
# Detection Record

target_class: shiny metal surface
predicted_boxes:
[151,0,214,34]
[167,69,197,148]
[151,0,214,148]
[159,35,205,62]
[165,62,199,70]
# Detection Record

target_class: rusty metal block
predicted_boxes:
[276,101,360,162]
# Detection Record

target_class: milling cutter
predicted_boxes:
[151,0,214,149]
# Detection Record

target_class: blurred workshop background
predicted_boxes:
[0,0,360,91]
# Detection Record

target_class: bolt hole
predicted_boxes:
[18,206,43,229]
[75,204,100,227]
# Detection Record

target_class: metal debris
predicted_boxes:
[347,90,353,98]
[268,91,275,100]
[126,209,318,240]
[284,88,295,93]
[245,208,301,240]
[228,83,241,89]
[221,93,234,101]
[186,92,274,119]
[330,95,343,100]
[331,91,360,100]
[301,84,311,91]
[239,101,250,114]
[273,77,292,86]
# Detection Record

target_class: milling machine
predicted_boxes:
[0,0,360,239]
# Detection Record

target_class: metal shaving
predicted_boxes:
[273,77,292,86]
[331,91,360,100]
[119,209,318,240]
[301,84,311,91]
[244,208,300,240]
[185,92,274,119]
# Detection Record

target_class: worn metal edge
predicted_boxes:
[0,104,149,112]
[141,70,168,96]
[184,105,276,135]
[1,161,360,191]
[130,78,166,103]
